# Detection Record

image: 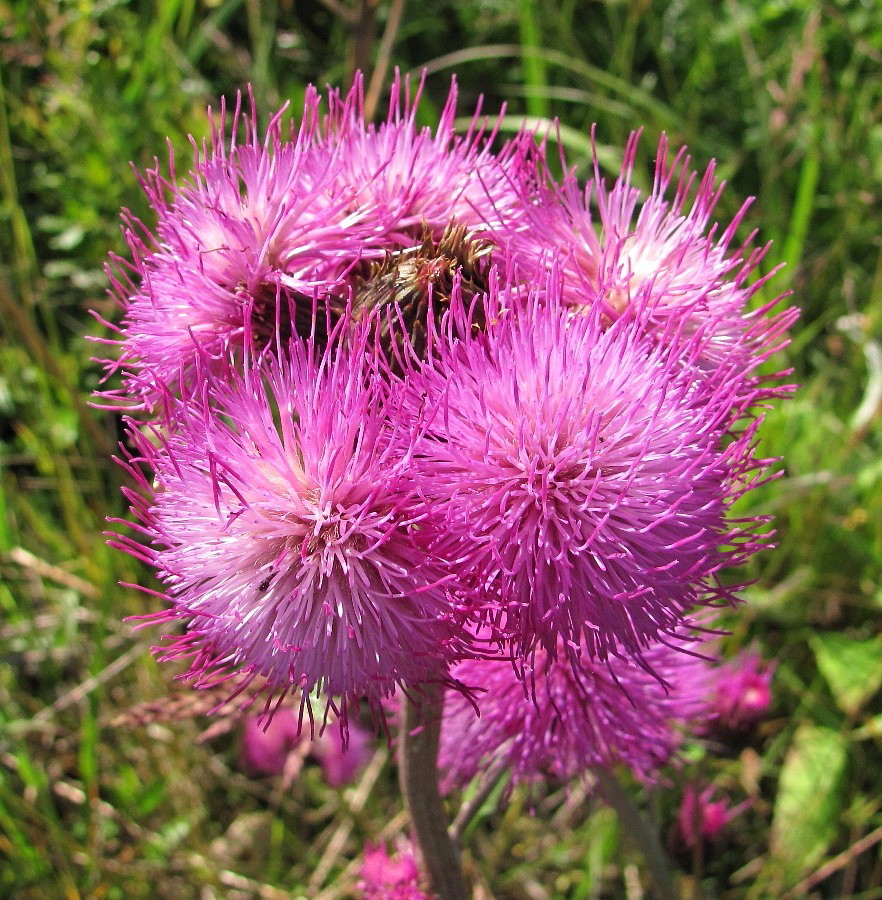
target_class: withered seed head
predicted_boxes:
[248,280,331,350]
[350,222,493,364]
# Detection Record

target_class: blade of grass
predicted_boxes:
[778,78,823,292]
[416,44,677,128]
[518,0,550,121]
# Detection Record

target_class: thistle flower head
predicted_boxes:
[106,88,372,409]
[113,325,463,730]
[101,74,528,412]
[323,72,519,249]
[404,277,769,663]
[711,648,775,732]
[438,632,713,790]
[501,131,797,377]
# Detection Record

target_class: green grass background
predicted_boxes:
[1,0,881,896]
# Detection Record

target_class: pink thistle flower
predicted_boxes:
[103,88,377,410]
[322,71,522,251]
[99,74,530,412]
[675,784,750,850]
[500,130,797,378]
[711,648,775,732]
[357,840,428,899]
[112,326,463,731]
[313,717,373,788]
[404,276,770,663]
[438,632,713,791]
[239,708,302,777]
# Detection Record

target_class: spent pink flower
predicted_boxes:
[113,326,463,730]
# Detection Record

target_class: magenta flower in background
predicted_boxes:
[357,840,428,899]
[437,631,713,791]
[403,277,769,664]
[712,648,775,732]
[239,708,372,785]
[239,708,302,777]
[113,325,463,730]
[675,784,750,850]
[313,716,373,788]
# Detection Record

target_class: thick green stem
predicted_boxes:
[399,683,468,900]
[594,768,678,900]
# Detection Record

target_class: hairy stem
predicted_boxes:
[399,683,468,899]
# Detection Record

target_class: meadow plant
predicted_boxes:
[101,71,796,898]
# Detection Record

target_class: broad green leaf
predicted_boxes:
[770,725,847,881]
[811,633,882,716]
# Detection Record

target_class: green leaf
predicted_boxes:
[854,713,882,741]
[770,725,847,882]
[811,633,882,716]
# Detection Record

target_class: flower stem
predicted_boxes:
[593,768,678,900]
[399,683,468,900]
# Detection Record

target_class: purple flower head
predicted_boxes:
[438,631,713,791]
[99,74,534,413]
[313,716,373,788]
[676,784,750,850]
[500,130,797,379]
[113,324,464,733]
[322,71,520,250]
[104,87,373,410]
[711,648,775,732]
[358,840,427,899]
[239,708,302,776]
[403,275,770,663]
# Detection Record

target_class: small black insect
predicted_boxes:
[258,573,275,592]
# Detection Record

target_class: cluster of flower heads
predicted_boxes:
[102,71,795,787]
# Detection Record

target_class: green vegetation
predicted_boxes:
[1,1,881,896]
